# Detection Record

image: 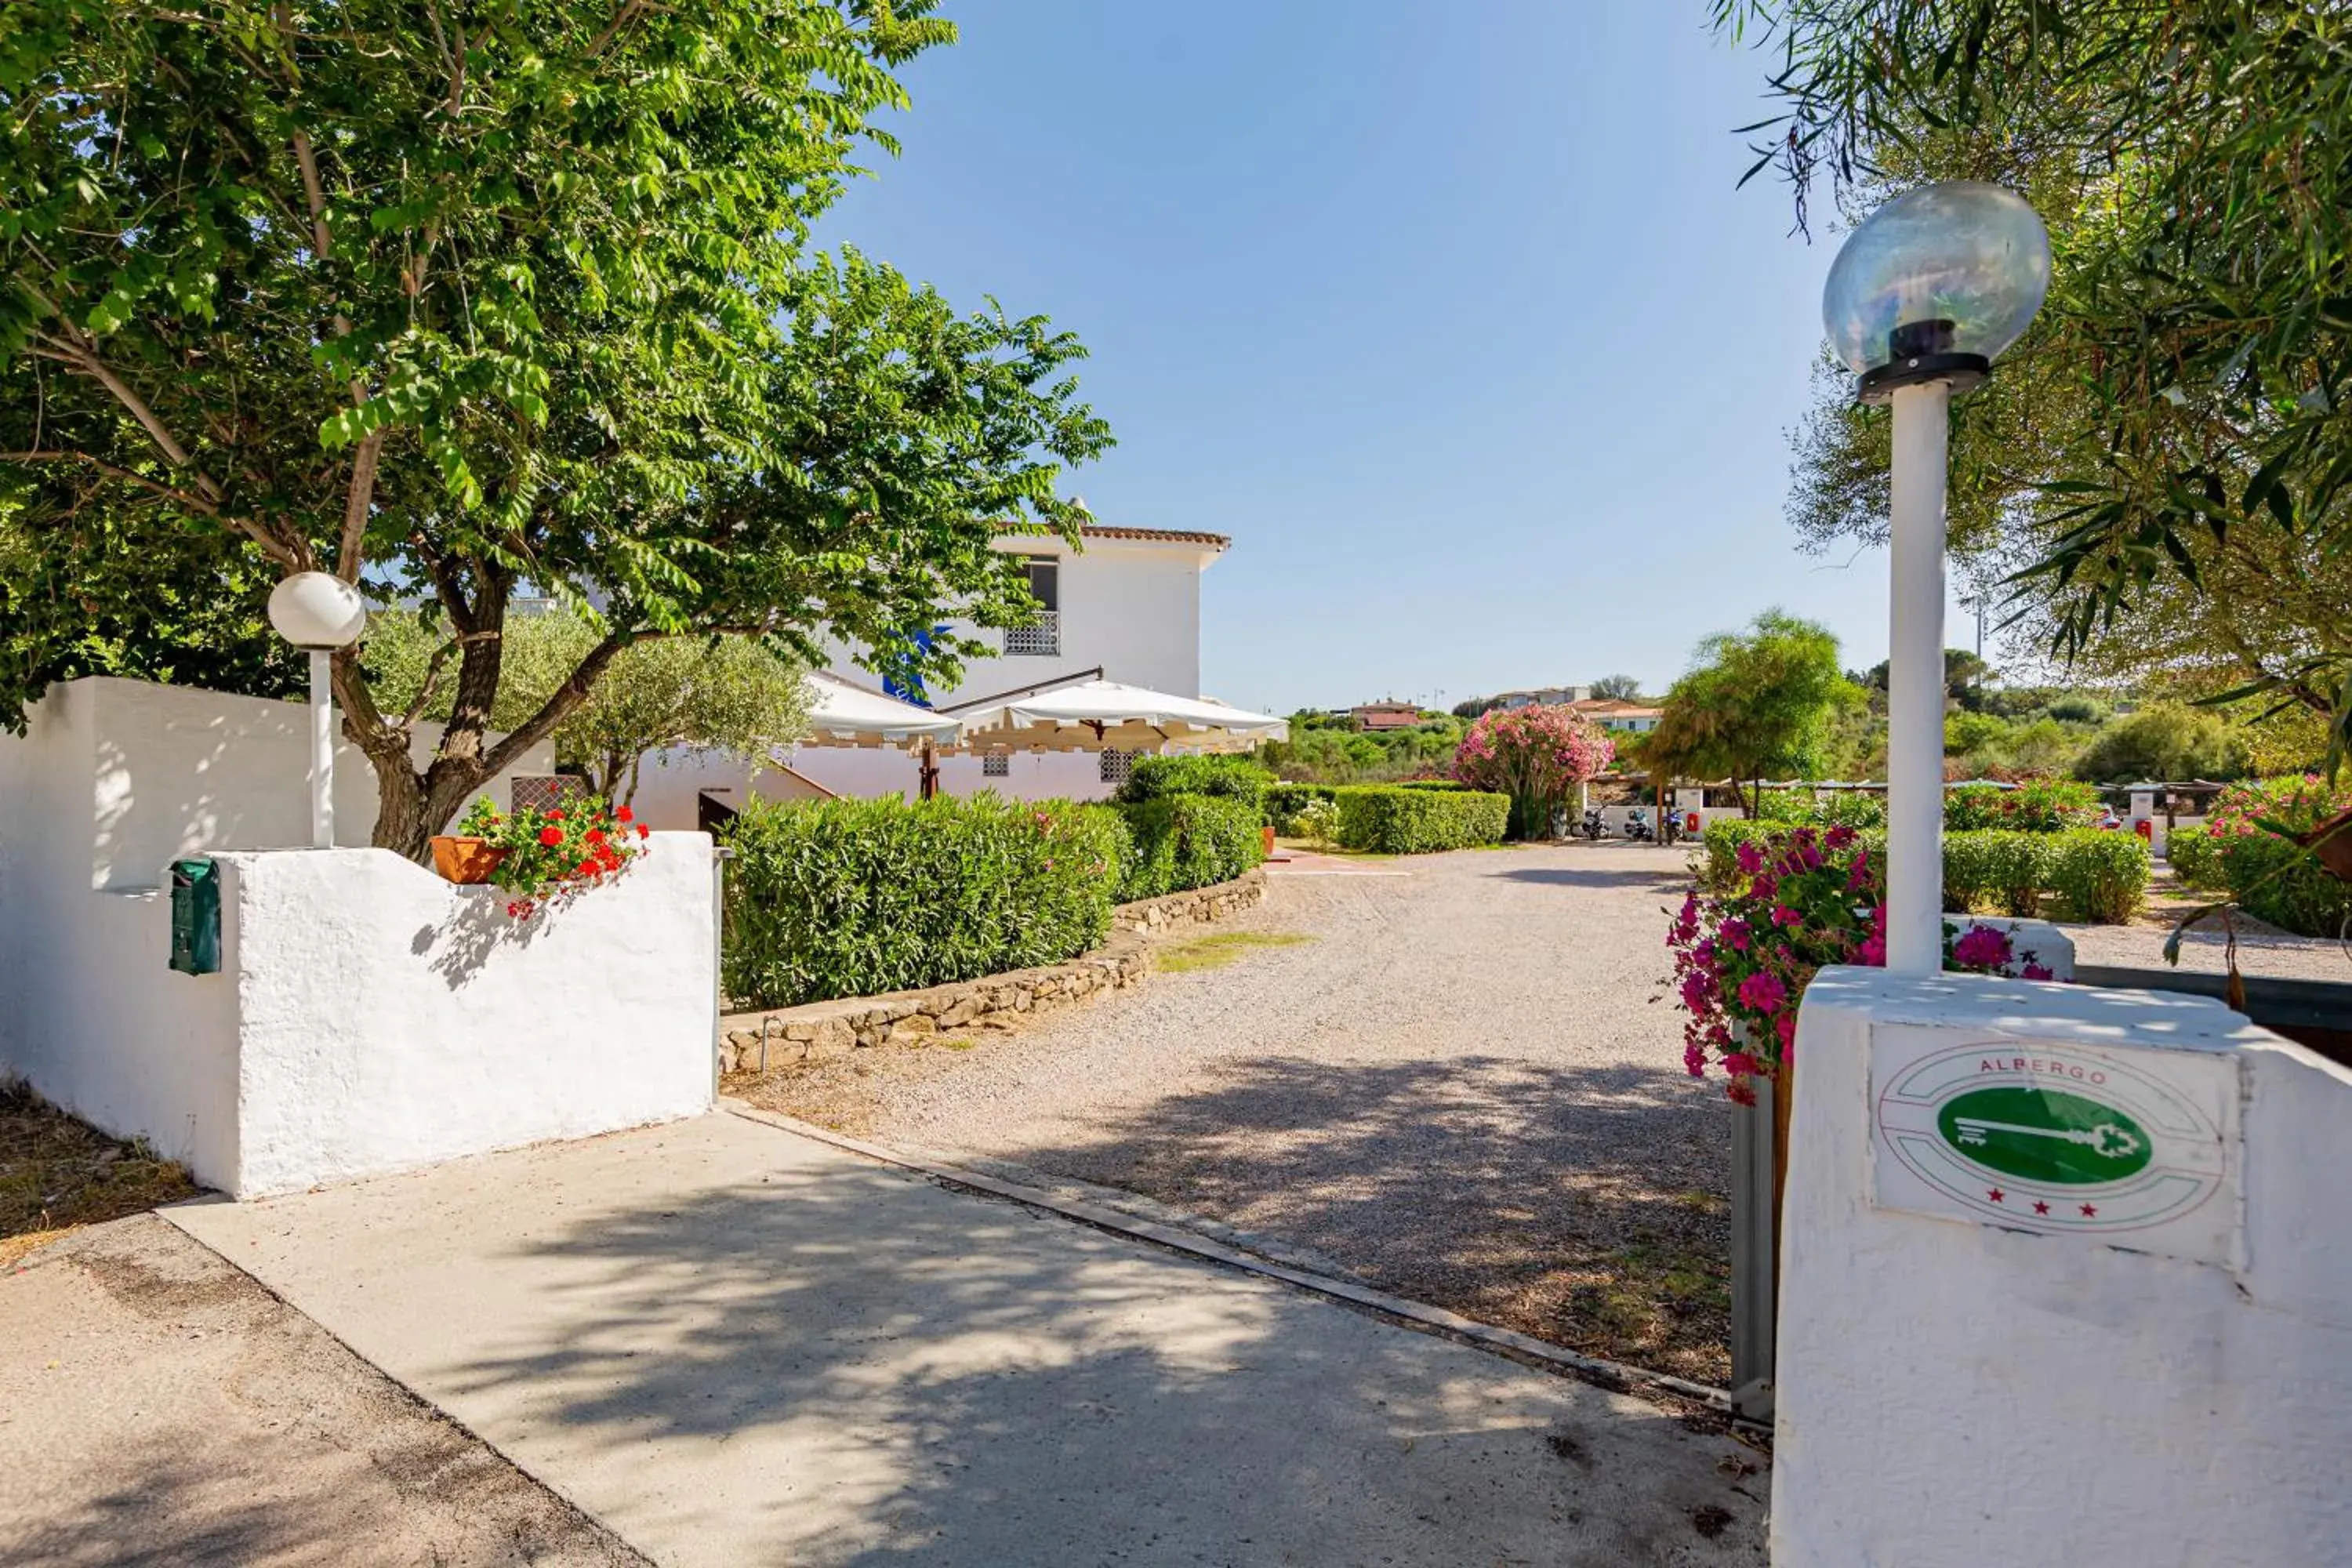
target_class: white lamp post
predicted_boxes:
[1823,182,2050,973]
[267,572,369,849]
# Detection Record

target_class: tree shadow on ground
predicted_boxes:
[448,1142,1763,1566]
[1489,864,1693,890]
[979,1056,1737,1385]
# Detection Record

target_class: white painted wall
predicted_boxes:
[1777,967,2352,1567]
[218,838,713,1196]
[0,677,702,1199]
[626,741,1123,829]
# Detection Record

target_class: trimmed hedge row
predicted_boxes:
[2167,824,2350,937]
[1335,784,1509,854]
[720,795,1130,1009]
[1117,754,1269,811]
[1265,782,1339,834]
[1698,818,2151,924]
[1116,793,1265,902]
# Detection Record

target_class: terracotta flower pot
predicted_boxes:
[430,835,507,885]
[1261,824,1276,856]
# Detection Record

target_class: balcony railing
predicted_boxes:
[1005,611,1061,656]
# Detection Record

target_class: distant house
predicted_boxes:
[1497,684,1591,710]
[1350,701,1425,731]
[1569,697,1663,734]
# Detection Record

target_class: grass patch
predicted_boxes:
[1155,931,1315,973]
[2,1078,198,1265]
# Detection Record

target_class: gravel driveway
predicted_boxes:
[743,841,1742,1384]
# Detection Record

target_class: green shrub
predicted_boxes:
[2219,832,2352,939]
[1116,793,1265,901]
[1117,753,1269,811]
[1393,778,1467,791]
[1756,789,1887,830]
[720,795,1128,1009]
[1945,779,2101,833]
[2042,829,2151,924]
[1941,831,2051,916]
[1334,785,1508,853]
[2166,825,2227,891]
[1265,782,1340,833]
[1294,796,1341,848]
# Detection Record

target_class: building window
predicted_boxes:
[982,750,1010,778]
[1099,749,1134,786]
[1005,556,1061,655]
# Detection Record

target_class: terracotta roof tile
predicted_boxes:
[1080,525,1232,549]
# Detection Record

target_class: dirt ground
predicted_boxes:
[0,1213,648,1568]
[739,841,1743,1385]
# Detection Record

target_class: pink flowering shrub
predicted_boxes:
[1666,824,2054,1105]
[2203,774,2352,841]
[1450,705,1615,840]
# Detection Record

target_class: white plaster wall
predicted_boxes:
[820,538,1210,703]
[1777,967,2352,1567]
[0,677,559,1185]
[218,835,713,1197]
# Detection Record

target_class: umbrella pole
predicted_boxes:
[920,741,939,800]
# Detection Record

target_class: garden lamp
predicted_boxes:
[1823,182,2049,972]
[267,572,369,849]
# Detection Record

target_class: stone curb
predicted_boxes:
[717,868,1267,1075]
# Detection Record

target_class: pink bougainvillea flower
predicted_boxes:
[1722,1051,1761,1078]
[1771,904,1802,929]
[1776,1014,1798,1051]
[1683,1042,1708,1078]
[1734,840,1765,876]
[1952,924,2014,971]
[1726,1079,1758,1107]
[1737,971,1788,1013]
[2022,962,2055,982]
[1721,916,1751,952]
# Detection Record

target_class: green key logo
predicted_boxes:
[1935,1087,2152,1186]
[1876,1039,2227,1242]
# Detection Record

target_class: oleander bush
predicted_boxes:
[1116,754,1270,811]
[1116,793,1265,902]
[1944,779,2103,833]
[1700,818,2146,923]
[2217,830,2352,939]
[1334,784,1509,853]
[720,795,1131,1009]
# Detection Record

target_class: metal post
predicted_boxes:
[1886,379,1951,974]
[310,648,335,849]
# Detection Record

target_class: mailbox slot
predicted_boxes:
[169,858,220,975]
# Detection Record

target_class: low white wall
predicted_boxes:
[1777,967,2352,1566]
[627,742,1117,830]
[217,836,715,1196]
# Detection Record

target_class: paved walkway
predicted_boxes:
[169,1111,1767,1567]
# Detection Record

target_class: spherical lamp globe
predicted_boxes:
[267,572,368,650]
[1822,181,2052,401]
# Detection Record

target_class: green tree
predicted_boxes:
[1645,610,1860,815]
[0,2,1108,857]
[1716,0,2352,768]
[2073,705,2253,786]
[1589,673,1643,701]
[365,612,808,803]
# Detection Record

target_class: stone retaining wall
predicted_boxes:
[719,868,1266,1075]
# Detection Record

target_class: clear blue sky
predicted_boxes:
[817,2,1959,713]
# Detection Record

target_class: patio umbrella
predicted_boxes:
[794,672,965,798]
[943,677,1287,753]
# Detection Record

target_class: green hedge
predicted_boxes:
[1334,784,1508,853]
[1116,793,1265,901]
[1117,754,1270,811]
[1942,831,2051,917]
[2165,825,2226,891]
[1265,782,1340,833]
[2214,831,2352,938]
[2041,829,2151,924]
[1699,818,2150,924]
[1393,779,1468,791]
[720,795,1129,1009]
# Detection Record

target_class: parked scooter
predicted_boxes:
[1623,807,1656,844]
[1579,806,1608,840]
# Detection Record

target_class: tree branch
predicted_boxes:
[337,426,386,579]
[478,633,633,780]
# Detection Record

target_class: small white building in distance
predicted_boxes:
[630,525,1236,824]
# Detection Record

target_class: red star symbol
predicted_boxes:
[2079,1203,2098,1218]
[2032,1200,2050,1215]
[1987,1188,2005,1203]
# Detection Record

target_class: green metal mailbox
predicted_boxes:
[169,858,220,975]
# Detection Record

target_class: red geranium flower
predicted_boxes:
[615,805,633,823]
[546,809,565,822]
[586,827,606,845]
[635,822,650,839]
[538,826,564,847]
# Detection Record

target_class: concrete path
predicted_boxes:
[0,1214,643,1567]
[169,1111,1766,1567]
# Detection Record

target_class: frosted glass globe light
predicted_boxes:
[1822,182,2051,394]
[267,572,368,649]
